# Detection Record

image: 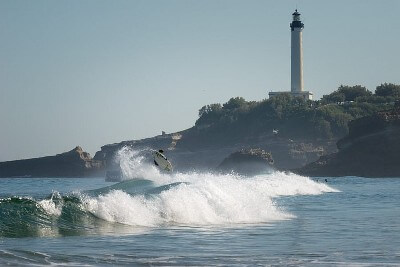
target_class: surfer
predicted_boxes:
[153,149,164,166]
[152,149,173,171]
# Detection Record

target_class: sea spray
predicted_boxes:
[38,191,63,216]
[114,146,160,181]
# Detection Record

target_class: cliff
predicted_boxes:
[93,127,336,173]
[0,146,104,178]
[0,127,337,179]
[296,106,400,177]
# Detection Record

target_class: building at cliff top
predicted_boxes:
[269,10,313,100]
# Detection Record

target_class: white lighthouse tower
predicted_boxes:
[290,9,304,93]
[269,9,312,100]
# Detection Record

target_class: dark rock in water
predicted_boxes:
[216,148,274,175]
[0,146,104,178]
[296,106,400,178]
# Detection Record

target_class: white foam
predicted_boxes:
[38,191,62,216]
[82,171,338,226]
[156,175,291,225]
[115,146,161,181]
[82,190,161,227]
[88,147,339,226]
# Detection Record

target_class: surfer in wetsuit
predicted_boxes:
[153,149,173,171]
[153,149,164,166]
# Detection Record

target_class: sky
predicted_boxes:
[1,0,399,161]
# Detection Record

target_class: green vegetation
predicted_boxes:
[195,83,399,141]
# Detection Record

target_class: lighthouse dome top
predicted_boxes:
[292,9,301,21]
[290,9,304,30]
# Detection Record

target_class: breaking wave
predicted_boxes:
[0,147,339,238]
[114,146,160,180]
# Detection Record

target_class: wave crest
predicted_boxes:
[81,171,338,226]
[0,148,339,237]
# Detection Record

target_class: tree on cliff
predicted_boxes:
[195,83,400,141]
[198,103,222,117]
[321,85,372,104]
[196,103,223,127]
[320,91,345,104]
[375,83,400,98]
[222,97,247,110]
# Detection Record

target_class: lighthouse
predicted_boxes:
[269,10,312,100]
[290,9,304,93]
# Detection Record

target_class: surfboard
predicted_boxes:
[153,151,173,172]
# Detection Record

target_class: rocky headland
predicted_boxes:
[296,106,400,177]
[93,128,335,174]
[0,129,335,178]
[0,146,104,178]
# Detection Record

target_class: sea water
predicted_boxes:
[0,149,399,266]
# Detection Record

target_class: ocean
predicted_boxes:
[0,149,399,266]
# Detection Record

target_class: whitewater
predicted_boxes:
[1,147,337,232]
[1,147,399,266]
[74,147,337,227]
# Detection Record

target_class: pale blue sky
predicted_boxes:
[1,0,399,161]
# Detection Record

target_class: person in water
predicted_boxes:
[154,149,164,166]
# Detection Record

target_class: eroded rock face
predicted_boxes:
[0,146,104,178]
[216,148,274,175]
[296,108,400,178]
[93,128,336,174]
[0,128,337,178]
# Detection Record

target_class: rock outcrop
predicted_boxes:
[0,129,337,178]
[0,146,104,178]
[216,148,274,175]
[296,106,400,177]
[93,128,336,173]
